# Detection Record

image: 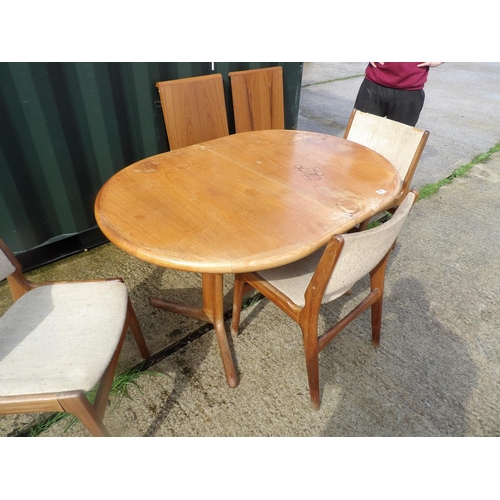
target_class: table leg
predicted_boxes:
[149,273,239,388]
[201,273,239,388]
[149,296,210,323]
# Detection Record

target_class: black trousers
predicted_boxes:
[354,78,425,126]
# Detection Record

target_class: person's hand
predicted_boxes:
[417,62,444,68]
[369,62,384,67]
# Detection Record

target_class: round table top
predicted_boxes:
[95,130,401,273]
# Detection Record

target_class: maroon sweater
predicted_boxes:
[365,62,429,90]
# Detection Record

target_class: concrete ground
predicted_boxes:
[1,62,499,439]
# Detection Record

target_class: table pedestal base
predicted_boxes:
[149,273,239,388]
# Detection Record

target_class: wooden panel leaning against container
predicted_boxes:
[229,66,285,133]
[156,73,229,150]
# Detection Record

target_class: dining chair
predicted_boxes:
[0,238,150,436]
[156,73,229,150]
[231,191,418,410]
[344,108,429,230]
[228,66,285,133]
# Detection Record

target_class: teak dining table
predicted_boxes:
[94,129,401,389]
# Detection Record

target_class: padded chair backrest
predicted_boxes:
[322,191,416,302]
[156,74,229,150]
[229,66,285,133]
[0,246,15,282]
[344,110,429,198]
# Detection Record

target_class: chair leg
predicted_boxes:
[58,392,110,437]
[304,355,321,411]
[370,256,389,346]
[300,323,321,411]
[371,294,383,346]
[127,298,150,359]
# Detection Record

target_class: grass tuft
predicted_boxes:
[418,141,500,200]
[242,292,264,308]
[362,141,500,228]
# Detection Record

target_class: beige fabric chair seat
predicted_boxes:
[0,281,127,397]
[0,237,149,436]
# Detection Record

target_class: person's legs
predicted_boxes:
[353,78,389,117]
[386,88,425,126]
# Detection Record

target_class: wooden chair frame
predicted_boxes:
[0,239,150,436]
[231,191,418,410]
